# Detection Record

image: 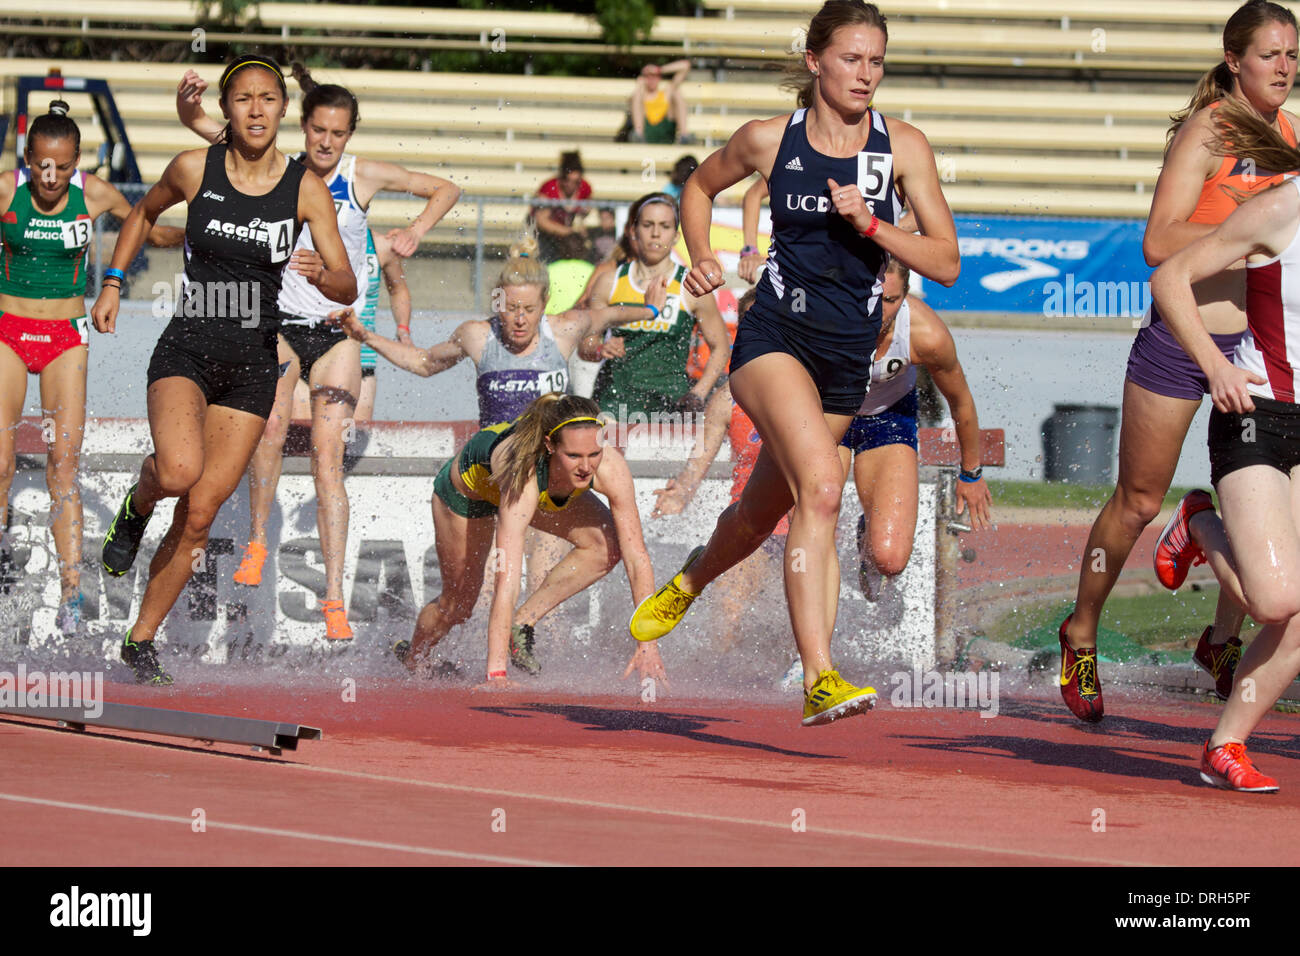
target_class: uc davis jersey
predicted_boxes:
[752,108,901,348]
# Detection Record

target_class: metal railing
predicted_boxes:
[99,184,643,310]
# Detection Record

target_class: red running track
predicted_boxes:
[2,677,1298,866]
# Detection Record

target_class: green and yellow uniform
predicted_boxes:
[434,419,592,519]
[593,261,694,417]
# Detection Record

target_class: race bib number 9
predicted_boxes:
[61,218,92,250]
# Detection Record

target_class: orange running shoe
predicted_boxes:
[1059,614,1104,723]
[322,599,353,641]
[1154,490,1213,590]
[1200,741,1279,792]
[233,541,268,587]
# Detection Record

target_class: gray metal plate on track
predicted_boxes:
[0,700,322,754]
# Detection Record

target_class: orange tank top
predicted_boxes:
[1189,105,1298,225]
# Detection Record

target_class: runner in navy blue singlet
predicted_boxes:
[89,55,357,685]
[627,0,960,726]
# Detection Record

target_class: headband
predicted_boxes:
[547,416,601,438]
[221,60,285,89]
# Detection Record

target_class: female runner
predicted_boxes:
[93,55,356,683]
[628,0,960,725]
[1062,1,1298,721]
[0,100,181,634]
[396,392,667,688]
[176,64,460,641]
[1152,96,1300,791]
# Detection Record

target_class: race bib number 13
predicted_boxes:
[61,218,92,250]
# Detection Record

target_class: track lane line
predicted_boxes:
[0,792,568,867]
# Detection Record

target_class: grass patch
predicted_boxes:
[987,480,1208,512]
[982,584,1257,663]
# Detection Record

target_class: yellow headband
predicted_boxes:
[547,416,601,438]
[221,60,284,89]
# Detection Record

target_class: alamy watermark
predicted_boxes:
[888,665,999,718]
[1041,274,1151,320]
[153,273,262,328]
[0,664,104,719]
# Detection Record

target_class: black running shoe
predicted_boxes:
[509,623,541,675]
[0,546,16,595]
[121,631,173,685]
[102,484,152,576]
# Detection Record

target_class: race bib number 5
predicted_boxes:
[857,152,894,203]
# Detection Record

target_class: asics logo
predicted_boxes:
[202,189,226,201]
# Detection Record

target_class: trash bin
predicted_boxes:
[1041,404,1118,484]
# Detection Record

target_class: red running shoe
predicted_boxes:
[1200,741,1278,792]
[1059,614,1104,723]
[1193,626,1243,702]
[1154,490,1214,590]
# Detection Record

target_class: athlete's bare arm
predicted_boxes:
[84,174,185,248]
[175,70,225,144]
[874,118,959,286]
[739,176,769,284]
[334,314,482,375]
[594,447,670,686]
[681,116,787,296]
[354,158,461,256]
[1144,108,1227,266]
[1151,185,1296,412]
[485,487,539,683]
[295,171,357,304]
[685,291,731,401]
[908,297,991,528]
[90,149,204,333]
[652,380,732,518]
[549,276,667,355]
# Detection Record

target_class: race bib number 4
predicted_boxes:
[265,218,295,264]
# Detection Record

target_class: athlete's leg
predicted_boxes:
[1208,465,1300,747]
[38,345,88,601]
[853,443,920,577]
[0,342,29,556]
[1187,509,1250,642]
[409,495,494,666]
[355,373,377,424]
[134,377,209,515]
[307,338,362,606]
[1067,380,1201,648]
[515,492,623,627]
[130,400,266,642]
[243,337,298,560]
[685,353,852,686]
[522,525,566,598]
[670,86,689,139]
[291,377,311,422]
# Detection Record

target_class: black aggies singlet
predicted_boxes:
[176,144,304,349]
[148,145,305,417]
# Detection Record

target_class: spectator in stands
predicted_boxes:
[664,154,698,202]
[532,151,592,262]
[628,60,694,145]
[589,206,619,264]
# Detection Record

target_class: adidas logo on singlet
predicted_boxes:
[785,156,804,171]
